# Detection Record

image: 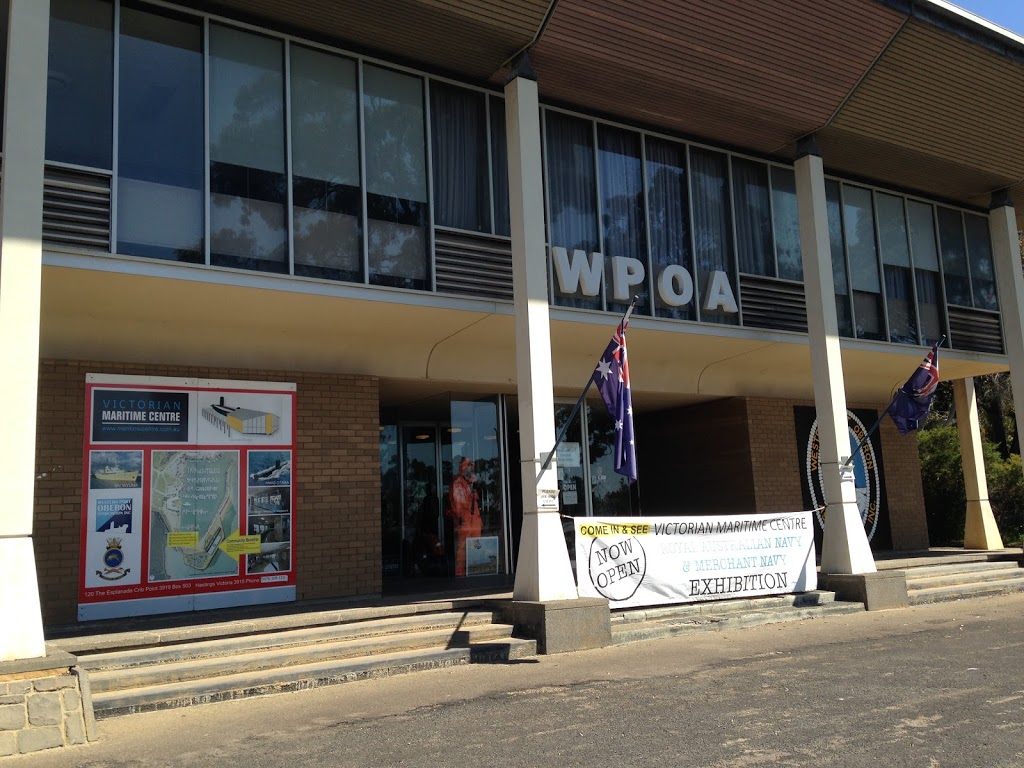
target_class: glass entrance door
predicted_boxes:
[380,395,509,586]
[400,426,447,579]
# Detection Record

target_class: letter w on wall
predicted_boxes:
[552,247,603,297]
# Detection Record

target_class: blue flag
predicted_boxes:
[886,340,941,435]
[593,308,637,481]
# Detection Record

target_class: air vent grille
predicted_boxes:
[434,228,513,301]
[43,166,111,251]
[738,274,807,332]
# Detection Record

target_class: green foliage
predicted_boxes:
[917,426,965,546]
[917,424,1024,547]
[987,450,1024,546]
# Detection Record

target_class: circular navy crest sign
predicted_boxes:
[804,411,882,541]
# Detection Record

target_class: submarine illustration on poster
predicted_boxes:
[249,458,291,483]
[202,396,279,437]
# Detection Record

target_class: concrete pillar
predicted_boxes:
[794,137,876,574]
[504,56,577,601]
[0,0,50,660]
[953,378,1004,550]
[988,193,1024,486]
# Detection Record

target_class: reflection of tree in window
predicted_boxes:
[291,45,361,282]
[364,66,429,290]
[208,25,287,274]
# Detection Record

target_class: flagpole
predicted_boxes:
[840,335,945,469]
[539,296,638,474]
[841,414,886,469]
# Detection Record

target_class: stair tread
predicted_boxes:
[611,602,862,642]
[87,624,518,689]
[91,639,537,714]
[910,576,1024,595]
[611,592,838,624]
[78,611,499,668]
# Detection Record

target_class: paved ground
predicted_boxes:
[12,593,1024,767]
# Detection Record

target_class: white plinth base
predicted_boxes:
[0,538,46,661]
[820,502,877,575]
[513,512,578,602]
[964,499,1004,550]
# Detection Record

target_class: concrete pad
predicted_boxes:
[819,570,908,611]
[497,598,611,654]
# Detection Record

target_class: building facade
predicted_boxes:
[3,0,1024,657]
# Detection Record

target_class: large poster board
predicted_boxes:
[79,374,296,620]
[574,512,816,610]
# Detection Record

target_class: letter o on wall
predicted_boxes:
[657,265,693,306]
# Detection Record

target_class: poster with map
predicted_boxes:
[79,374,296,621]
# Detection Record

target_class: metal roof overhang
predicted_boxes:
[200,0,1024,225]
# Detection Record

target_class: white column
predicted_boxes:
[989,193,1024,482]
[0,0,50,661]
[505,57,577,602]
[794,137,876,575]
[953,378,1004,550]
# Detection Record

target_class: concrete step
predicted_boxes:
[90,638,537,718]
[48,597,504,655]
[611,591,861,645]
[87,623,519,693]
[908,576,1024,605]
[903,560,1022,581]
[75,610,499,671]
[906,564,1024,591]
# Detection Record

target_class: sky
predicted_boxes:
[949,1,1024,36]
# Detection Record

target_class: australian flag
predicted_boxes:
[886,339,941,435]
[593,308,637,481]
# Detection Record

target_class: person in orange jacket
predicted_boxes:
[447,457,482,576]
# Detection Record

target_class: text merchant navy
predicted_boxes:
[101,398,182,423]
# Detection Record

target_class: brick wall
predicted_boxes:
[746,398,806,513]
[636,398,756,515]
[877,414,929,550]
[746,397,930,551]
[33,360,381,626]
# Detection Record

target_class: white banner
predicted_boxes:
[574,512,817,609]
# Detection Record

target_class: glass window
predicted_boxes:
[771,167,802,281]
[731,157,773,277]
[690,147,737,325]
[825,180,853,336]
[490,96,510,237]
[937,207,971,306]
[546,111,600,309]
[908,201,940,271]
[587,404,636,517]
[597,125,647,313]
[964,214,998,310]
[46,0,113,169]
[431,82,489,233]
[646,137,693,321]
[117,4,204,263]
[208,25,287,273]
[363,65,430,290]
[290,45,361,282]
[877,193,916,344]
[842,185,884,341]
[447,399,505,576]
[908,201,944,344]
